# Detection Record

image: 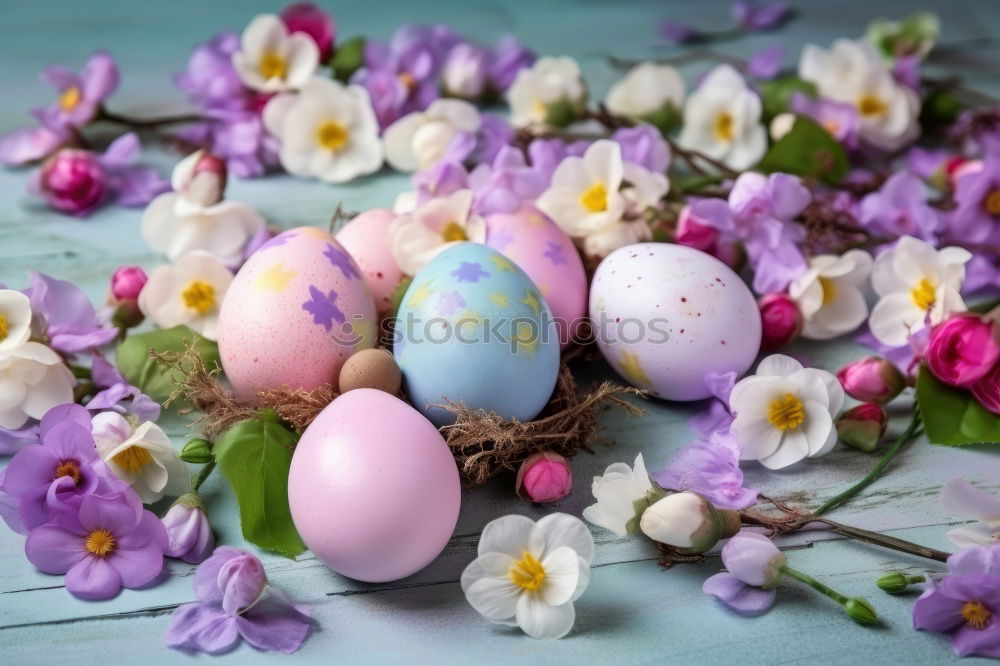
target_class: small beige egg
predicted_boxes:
[338,348,402,395]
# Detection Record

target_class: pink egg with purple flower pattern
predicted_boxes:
[335,209,405,314]
[217,226,377,402]
[486,205,587,347]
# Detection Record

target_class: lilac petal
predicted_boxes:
[109,539,164,588]
[39,403,92,438]
[687,400,734,439]
[1,445,58,494]
[48,327,119,353]
[948,544,1000,576]
[110,164,170,207]
[90,355,124,388]
[0,125,65,166]
[24,524,87,574]
[236,588,312,654]
[86,384,131,411]
[130,393,162,422]
[940,478,1000,524]
[913,583,967,633]
[65,555,123,600]
[41,421,96,462]
[194,546,245,603]
[78,493,140,533]
[0,422,41,455]
[19,483,54,530]
[703,572,776,616]
[747,45,784,80]
[40,65,79,91]
[100,132,140,167]
[953,623,1000,658]
[80,50,119,102]
[166,603,241,655]
[0,488,26,535]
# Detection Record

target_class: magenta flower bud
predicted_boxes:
[758,293,802,352]
[675,205,742,268]
[836,356,906,404]
[515,451,572,503]
[925,314,1000,388]
[162,493,215,564]
[280,2,335,61]
[836,403,888,452]
[217,551,267,615]
[39,148,106,215]
[722,531,787,588]
[110,265,148,303]
[971,361,1000,415]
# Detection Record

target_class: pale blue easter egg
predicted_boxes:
[393,243,560,426]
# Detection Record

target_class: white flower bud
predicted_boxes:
[639,491,740,553]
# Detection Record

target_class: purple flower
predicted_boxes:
[860,170,942,243]
[731,1,792,31]
[33,51,119,131]
[166,546,312,655]
[413,160,469,206]
[99,133,170,206]
[652,430,758,510]
[746,45,785,80]
[893,55,921,92]
[703,531,787,616]
[469,113,516,166]
[913,544,1000,658]
[86,354,161,422]
[302,285,345,331]
[162,493,215,564]
[488,35,535,92]
[450,261,490,283]
[25,492,166,600]
[174,31,250,113]
[0,422,41,456]
[951,151,1000,245]
[0,124,68,167]
[687,370,737,437]
[22,271,118,354]
[790,92,860,149]
[441,42,488,99]
[660,20,700,44]
[177,112,279,180]
[703,570,777,616]
[467,145,547,216]
[242,227,277,261]
[349,67,410,130]
[612,124,671,173]
[323,243,361,280]
[527,138,590,184]
[691,172,810,294]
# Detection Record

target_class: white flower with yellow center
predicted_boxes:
[141,151,265,266]
[92,412,188,504]
[605,62,685,120]
[383,99,481,172]
[868,235,972,347]
[799,38,920,152]
[677,65,767,171]
[263,77,383,184]
[231,14,318,93]
[729,354,845,470]
[388,189,487,275]
[0,340,75,430]
[507,56,586,128]
[0,290,33,354]
[461,513,594,640]
[788,249,874,340]
[138,251,233,341]
[582,453,659,536]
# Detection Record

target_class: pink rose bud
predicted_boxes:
[758,293,802,352]
[281,2,336,61]
[836,403,888,452]
[39,148,105,215]
[515,451,572,503]
[675,205,742,268]
[971,361,1000,415]
[836,356,906,404]
[110,265,148,303]
[925,314,1000,387]
[161,493,215,564]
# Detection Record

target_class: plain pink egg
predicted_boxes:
[336,209,405,314]
[217,226,377,402]
[288,389,461,582]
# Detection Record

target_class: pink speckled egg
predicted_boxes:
[217,226,377,402]
[486,205,587,347]
[288,389,461,582]
[589,243,761,400]
[335,209,405,314]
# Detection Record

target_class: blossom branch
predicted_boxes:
[99,108,203,129]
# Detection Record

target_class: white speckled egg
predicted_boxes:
[589,243,761,400]
[217,226,377,402]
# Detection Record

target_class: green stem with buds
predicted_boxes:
[780,566,879,625]
[781,566,849,604]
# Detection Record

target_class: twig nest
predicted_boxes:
[338,348,402,394]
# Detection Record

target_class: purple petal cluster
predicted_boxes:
[652,430,758,510]
[860,170,942,243]
[731,1,792,31]
[22,271,118,354]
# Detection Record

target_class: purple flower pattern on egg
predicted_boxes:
[302,285,345,332]
[543,241,567,265]
[436,291,466,316]
[487,228,515,251]
[323,243,361,280]
[258,231,296,253]
[451,261,490,283]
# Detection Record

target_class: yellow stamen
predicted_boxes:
[961,601,992,630]
[85,529,115,557]
[440,222,468,242]
[984,189,1000,216]
[54,460,82,485]
[181,280,216,315]
[857,94,886,117]
[509,551,546,592]
[112,446,153,474]
[397,71,417,92]
[910,278,936,311]
[714,111,734,142]
[0,313,7,341]
[316,120,349,152]
[258,51,287,80]
[819,277,837,306]
[768,393,805,431]
[531,99,547,122]
[580,182,608,213]
[59,86,82,111]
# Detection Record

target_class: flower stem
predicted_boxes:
[99,108,203,129]
[779,565,849,605]
[815,518,950,563]
[192,461,216,493]
[814,409,922,516]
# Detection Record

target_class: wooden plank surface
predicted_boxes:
[1,0,999,663]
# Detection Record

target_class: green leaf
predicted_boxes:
[758,76,817,123]
[758,115,849,185]
[116,325,220,403]
[213,410,307,557]
[638,103,683,134]
[916,367,1000,446]
[330,36,365,83]
[919,88,967,135]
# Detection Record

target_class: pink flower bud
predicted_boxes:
[836,356,906,404]
[515,451,572,503]
[281,2,336,61]
[172,150,228,208]
[948,158,982,189]
[758,293,802,352]
[836,403,888,452]
[161,493,215,564]
[925,314,1000,388]
[110,265,148,303]
[675,205,742,268]
[971,361,1000,415]
[217,551,267,615]
[39,149,105,215]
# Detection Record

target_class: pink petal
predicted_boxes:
[65,555,123,600]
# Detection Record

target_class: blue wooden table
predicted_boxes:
[1,1,998,663]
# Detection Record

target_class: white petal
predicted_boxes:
[800,399,835,455]
[756,354,804,378]
[19,362,74,420]
[735,414,784,461]
[539,547,581,607]
[869,292,924,347]
[537,513,594,565]
[515,594,576,640]
[383,112,425,172]
[571,555,591,602]
[478,514,545,559]
[464,571,521,622]
[0,290,32,351]
[284,33,319,88]
[759,429,810,469]
[941,478,1000,526]
[946,525,996,549]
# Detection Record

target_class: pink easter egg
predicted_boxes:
[485,205,587,347]
[217,226,377,402]
[288,389,461,582]
[336,209,405,314]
